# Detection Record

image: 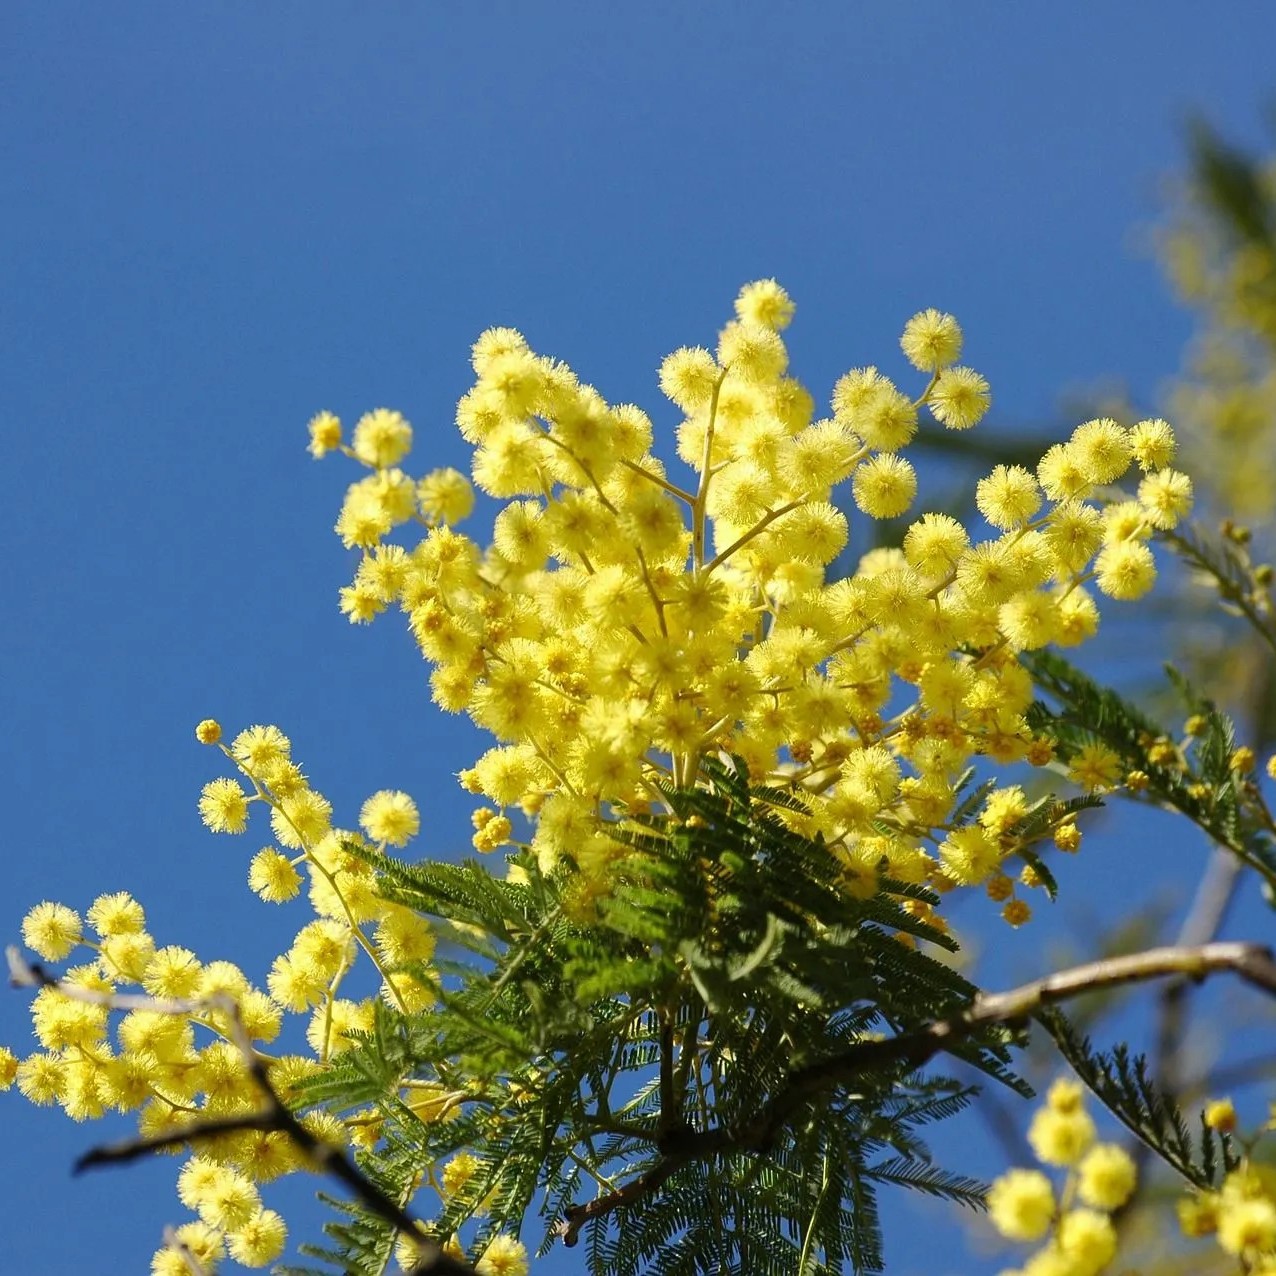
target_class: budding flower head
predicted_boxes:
[1204,1097,1237,1133]
[306,410,342,459]
[194,718,222,745]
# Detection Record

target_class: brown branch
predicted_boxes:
[554,941,1276,1246]
[7,947,477,1276]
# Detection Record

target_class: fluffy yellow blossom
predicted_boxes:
[1076,1143,1137,1210]
[248,847,303,902]
[1068,742,1123,791]
[351,407,412,469]
[418,466,475,525]
[1056,1207,1117,1272]
[1129,417,1176,470]
[852,453,917,518]
[735,278,795,331]
[199,777,251,834]
[900,308,963,372]
[1028,1104,1096,1166]
[227,1208,288,1266]
[476,1234,530,1276]
[307,410,342,459]
[1204,1097,1237,1132]
[21,902,82,961]
[928,366,990,429]
[360,790,421,846]
[987,1169,1056,1241]
[194,718,222,744]
[86,891,146,937]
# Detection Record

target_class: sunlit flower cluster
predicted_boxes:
[313,282,1191,925]
[988,1079,1135,1276]
[4,721,458,1272]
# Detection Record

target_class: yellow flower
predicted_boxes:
[987,1168,1055,1240]
[1204,1097,1237,1132]
[1068,742,1123,792]
[852,453,917,518]
[248,848,303,902]
[928,366,990,429]
[21,901,82,961]
[418,466,475,525]
[306,410,342,459]
[199,776,251,833]
[227,1209,288,1267]
[1094,540,1156,600]
[360,789,421,847]
[86,891,146,937]
[735,278,795,331]
[194,718,222,744]
[1056,1207,1117,1271]
[1077,1143,1137,1209]
[351,407,412,469]
[476,1234,529,1276]
[900,308,963,372]
[1028,1105,1096,1166]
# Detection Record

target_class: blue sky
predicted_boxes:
[3,5,1275,1273]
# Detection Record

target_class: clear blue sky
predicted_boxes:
[3,5,1274,1273]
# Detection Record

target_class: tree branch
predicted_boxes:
[554,941,1276,1246]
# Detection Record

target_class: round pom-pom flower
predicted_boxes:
[1094,540,1156,600]
[900,308,963,371]
[351,407,412,469]
[21,902,82,961]
[248,848,303,902]
[976,465,1041,530]
[476,1234,530,1276]
[419,467,475,525]
[1129,417,1176,470]
[199,777,251,833]
[717,320,788,384]
[1028,1103,1096,1166]
[734,278,795,330]
[87,891,146,936]
[1137,468,1193,529]
[928,366,990,429]
[227,1208,288,1267]
[360,790,421,847]
[306,410,342,459]
[986,1168,1055,1241]
[1077,1143,1137,1210]
[194,718,222,745]
[852,454,917,519]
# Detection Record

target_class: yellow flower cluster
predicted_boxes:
[314,282,1190,920]
[1177,1098,1276,1271]
[4,721,449,1272]
[988,1078,1135,1276]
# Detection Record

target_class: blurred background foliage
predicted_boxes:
[937,118,1276,1274]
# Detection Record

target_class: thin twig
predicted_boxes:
[7,947,477,1276]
